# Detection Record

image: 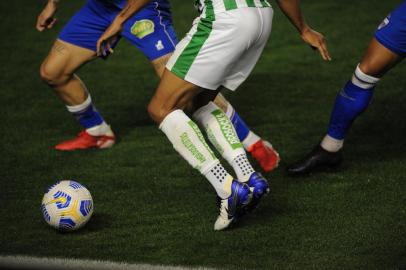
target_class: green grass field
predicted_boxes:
[1,0,405,269]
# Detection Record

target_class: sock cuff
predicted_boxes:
[321,134,344,152]
[66,95,92,113]
[351,64,380,89]
[159,109,188,131]
[192,101,219,122]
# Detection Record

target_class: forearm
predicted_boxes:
[276,0,309,34]
[114,0,152,24]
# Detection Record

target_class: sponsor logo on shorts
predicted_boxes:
[131,19,155,39]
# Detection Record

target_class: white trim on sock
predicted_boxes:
[86,122,112,136]
[320,135,344,152]
[351,64,380,89]
[66,95,92,113]
[242,131,261,150]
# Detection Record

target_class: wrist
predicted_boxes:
[48,0,59,8]
[300,24,311,35]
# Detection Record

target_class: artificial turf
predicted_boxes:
[0,0,405,269]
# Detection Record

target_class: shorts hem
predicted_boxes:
[147,47,176,61]
[169,67,219,90]
[221,81,239,91]
[57,36,97,52]
[374,33,406,56]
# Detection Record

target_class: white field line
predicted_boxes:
[0,255,219,270]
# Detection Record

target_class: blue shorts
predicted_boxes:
[58,0,177,61]
[374,0,406,57]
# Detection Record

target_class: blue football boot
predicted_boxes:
[244,172,270,212]
[214,180,252,231]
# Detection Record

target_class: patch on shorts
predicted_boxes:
[131,19,155,39]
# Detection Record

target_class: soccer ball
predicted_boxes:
[41,180,94,232]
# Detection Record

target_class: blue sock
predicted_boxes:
[226,104,261,150]
[66,95,104,129]
[327,80,374,140]
[230,110,250,142]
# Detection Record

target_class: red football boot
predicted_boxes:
[55,130,115,151]
[248,140,280,172]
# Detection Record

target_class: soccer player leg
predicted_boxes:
[148,71,251,230]
[213,93,280,172]
[40,40,114,151]
[193,101,270,213]
[287,38,403,175]
[185,8,273,209]
[40,1,117,150]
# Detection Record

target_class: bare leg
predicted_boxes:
[40,39,114,150]
[40,39,96,105]
[358,38,403,77]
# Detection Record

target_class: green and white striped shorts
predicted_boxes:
[166,6,274,90]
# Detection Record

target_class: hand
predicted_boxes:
[36,1,58,32]
[301,27,332,61]
[96,21,122,57]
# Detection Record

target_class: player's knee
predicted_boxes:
[39,61,68,86]
[148,101,171,124]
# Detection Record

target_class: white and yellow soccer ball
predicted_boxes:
[41,180,93,232]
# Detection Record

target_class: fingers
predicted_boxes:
[317,39,332,61]
[36,17,46,32]
[106,42,114,55]
[96,39,103,56]
[36,16,56,32]
[96,38,114,57]
[36,23,45,32]
[47,18,57,29]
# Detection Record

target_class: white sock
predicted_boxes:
[320,135,344,152]
[86,122,111,136]
[193,102,255,182]
[225,102,261,150]
[65,94,93,113]
[160,110,233,199]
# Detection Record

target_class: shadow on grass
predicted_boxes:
[78,212,113,233]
